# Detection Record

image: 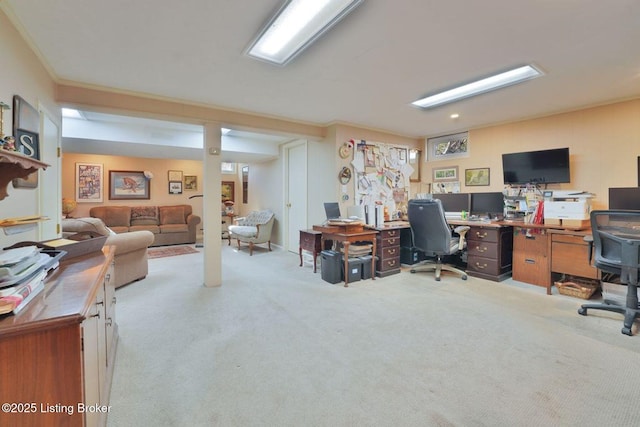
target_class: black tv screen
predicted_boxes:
[431,193,470,213]
[502,147,570,185]
[470,192,505,217]
[609,187,640,210]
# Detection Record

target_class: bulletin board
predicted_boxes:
[350,139,414,221]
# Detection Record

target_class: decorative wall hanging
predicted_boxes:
[109,170,150,200]
[168,170,183,181]
[427,131,469,161]
[76,162,104,203]
[184,175,197,191]
[11,95,40,188]
[339,139,354,159]
[222,181,235,203]
[169,181,183,194]
[433,166,459,182]
[465,168,490,186]
[339,166,352,184]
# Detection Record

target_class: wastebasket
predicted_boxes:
[320,250,342,284]
[341,255,363,283]
[359,255,378,280]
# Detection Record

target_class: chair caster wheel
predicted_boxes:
[462,275,467,280]
[435,277,441,281]
[578,307,587,316]
[622,327,633,336]
[410,269,416,274]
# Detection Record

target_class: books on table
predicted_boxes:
[0,269,46,315]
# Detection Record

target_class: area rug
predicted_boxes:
[147,245,199,259]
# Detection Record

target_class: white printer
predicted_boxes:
[543,191,593,220]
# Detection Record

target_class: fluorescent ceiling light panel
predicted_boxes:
[247,0,364,65]
[412,65,543,109]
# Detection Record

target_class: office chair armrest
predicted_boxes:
[454,225,471,251]
[583,234,593,265]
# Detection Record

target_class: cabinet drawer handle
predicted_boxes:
[525,258,536,264]
[474,262,488,269]
[475,231,488,238]
[112,297,117,305]
[388,238,397,245]
[388,260,396,267]
[475,245,487,253]
[106,318,113,326]
[388,230,397,237]
[388,249,396,255]
[91,312,100,319]
[96,301,104,306]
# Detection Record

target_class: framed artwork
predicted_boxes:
[184,175,197,191]
[465,168,490,186]
[433,166,459,182]
[168,170,183,181]
[426,132,469,161]
[109,170,150,200]
[11,95,40,188]
[169,181,183,194]
[76,162,104,202]
[222,181,235,202]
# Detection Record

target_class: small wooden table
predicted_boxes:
[313,223,378,287]
[299,229,322,273]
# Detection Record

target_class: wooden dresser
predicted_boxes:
[465,224,514,282]
[0,247,117,427]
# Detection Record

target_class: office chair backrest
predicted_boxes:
[590,210,640,282]
[408,199,452,256]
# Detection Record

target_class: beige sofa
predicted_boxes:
[89,205,201,247]
[61,217,155,288]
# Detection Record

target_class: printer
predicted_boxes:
[543,191,593,225]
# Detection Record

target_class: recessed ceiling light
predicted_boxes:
[412,65,543,109]
[247,0,364,66]
[450,113,460,119]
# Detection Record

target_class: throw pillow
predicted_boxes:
[131,206,158,221]
[159,206,185,224]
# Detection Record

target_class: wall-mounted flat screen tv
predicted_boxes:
[502,147,570,185]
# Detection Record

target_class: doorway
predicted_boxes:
[284,140,308,253]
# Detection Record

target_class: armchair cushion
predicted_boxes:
[228,210,275,255]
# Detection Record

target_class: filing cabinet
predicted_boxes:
[375,227,401,277]
[466,225,513,282]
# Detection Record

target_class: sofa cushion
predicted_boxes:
[159,206,185,224]
[130,224,160,234]
[103,206,131,227]
[131,206,158,223]
[159,224,189,234]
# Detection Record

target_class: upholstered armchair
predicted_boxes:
[228,210,275,255]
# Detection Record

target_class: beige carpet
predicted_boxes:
[107,244,640,427]
[147,245,199,259]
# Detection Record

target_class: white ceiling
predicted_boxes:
[3,0,640,142]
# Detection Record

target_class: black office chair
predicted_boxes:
[578,210,640,336]
[408,199,470,281]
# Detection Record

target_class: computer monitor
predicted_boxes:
[471,192,505,218]
[431,193,470,213]
[324,202,341,220]
[609,187,640,210]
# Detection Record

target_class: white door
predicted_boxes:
[38,108,61,240]
[284,140,307,253]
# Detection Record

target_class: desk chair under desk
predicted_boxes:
[578,210,640,336]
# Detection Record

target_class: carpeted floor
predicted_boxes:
[108,245,640,427]
[147,245,199,259]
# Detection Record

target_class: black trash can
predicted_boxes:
[359,255,378,280]
[341,256,363,283]
[321,250,342,284]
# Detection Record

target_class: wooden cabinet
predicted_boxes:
[375,227,402,277]
[0,248,117,427]
[466,225,513,281]
[550,231,599,279]
[512,228,550,291]
[299,229,322,273]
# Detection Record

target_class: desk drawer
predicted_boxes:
[377,256,400,272]
[551,240,598,280]
[299,231,322,251]
[467,241,499,260]
[380,246,399,260]
[467,227,500,243]
[377,236,400,247]
[379,229,401,239]
[467,256,502,276]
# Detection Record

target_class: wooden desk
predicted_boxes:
[299,229,322,273]
[313,223,378,287]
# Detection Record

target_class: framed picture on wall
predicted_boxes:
[465,167,490,186]
[432,166,458,182]
[109,170,150,200]
[76,162,104,202]
[184,175,197,191]
[169,181,183,194]
[168,170,183,181]
[222,181,234,202]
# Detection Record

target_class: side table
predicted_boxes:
[299,229,322,273]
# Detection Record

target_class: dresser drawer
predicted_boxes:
[467,227,500,243]
[379,228,401,239]
[467,256,502,276]
[467,241,499,259]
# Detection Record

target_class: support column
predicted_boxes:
[203,123,222,287]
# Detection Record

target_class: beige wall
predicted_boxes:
[419,99,640,210]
